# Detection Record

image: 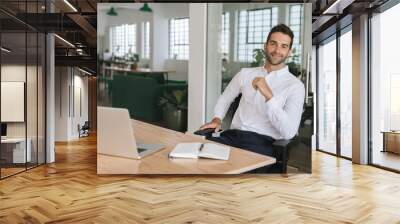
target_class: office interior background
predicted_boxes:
[0,0,400,222]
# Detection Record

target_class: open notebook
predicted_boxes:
[169,142,231,160]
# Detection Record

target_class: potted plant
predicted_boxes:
[126,53,139,70]
[251,48,266,67]
[159,89,188,132]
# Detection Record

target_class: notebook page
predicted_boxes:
[169,142,202,159]
[198,143,230,160]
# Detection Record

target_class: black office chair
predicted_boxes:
[194,94,295,173]
[78,121,90,138]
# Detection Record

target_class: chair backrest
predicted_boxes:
[82,121,90,129]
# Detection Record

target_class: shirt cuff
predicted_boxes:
[213,113,224,121]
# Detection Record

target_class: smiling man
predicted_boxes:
[200,24,305,167]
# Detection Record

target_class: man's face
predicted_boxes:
[264,32,292,66]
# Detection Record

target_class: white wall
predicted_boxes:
[205,4,223,122]
[55,67,89,141]
[188,3,207,132]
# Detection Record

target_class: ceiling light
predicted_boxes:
[63,0,78,12]
[78,67,92,76]
[107,7,118,16]
[54,34,75,48]
[322,0,353,15]
[1,47,11,53]
[139,3,152,13]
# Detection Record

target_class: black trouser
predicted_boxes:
[206,129,280,173]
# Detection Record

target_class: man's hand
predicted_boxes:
[199,117,222,132]
[252,77,273,101]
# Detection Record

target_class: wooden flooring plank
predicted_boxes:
[0,135,399,223]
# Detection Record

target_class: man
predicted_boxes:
[200,24,305,161]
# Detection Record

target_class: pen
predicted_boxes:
[199,143,204,152]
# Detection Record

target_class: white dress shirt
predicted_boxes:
[214,66,305,140]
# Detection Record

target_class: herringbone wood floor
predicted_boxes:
[1,135,400,223]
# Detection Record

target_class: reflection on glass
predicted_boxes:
[340,29,352,158]
[0,1,47,179]
[1,31,28,177]
[318,38,337,154]
[371,3,400,171]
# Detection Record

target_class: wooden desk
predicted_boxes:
[97,120,275,174]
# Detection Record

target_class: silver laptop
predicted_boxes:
[97,106,165,159]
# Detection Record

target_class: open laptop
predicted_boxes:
[97,106,165,159]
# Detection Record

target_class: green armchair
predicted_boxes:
[111,74,187,123]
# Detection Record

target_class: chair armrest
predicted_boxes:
[272,139,293,174]
[194,128,216,137]
[272,139,292,148]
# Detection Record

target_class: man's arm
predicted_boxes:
[200,70,243,131]
[263,84,305,139]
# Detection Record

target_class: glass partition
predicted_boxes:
[370,3,400,171]
[0,1,46,179]
[339,28,352,159]
[317,36,337,155]
[0,31,28,177]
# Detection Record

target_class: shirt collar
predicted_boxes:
[261,65,289,77]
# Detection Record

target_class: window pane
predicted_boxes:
[142,22,150,59]
[340,30,352,158]
[221,12,230,56]
[169,18,189,60]
[236,7,278,62]
[371,3,400,171]
[318,38,337,154]
[289,4,303,64]
[111,24,137,57]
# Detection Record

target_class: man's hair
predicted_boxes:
[266,24,294,49]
